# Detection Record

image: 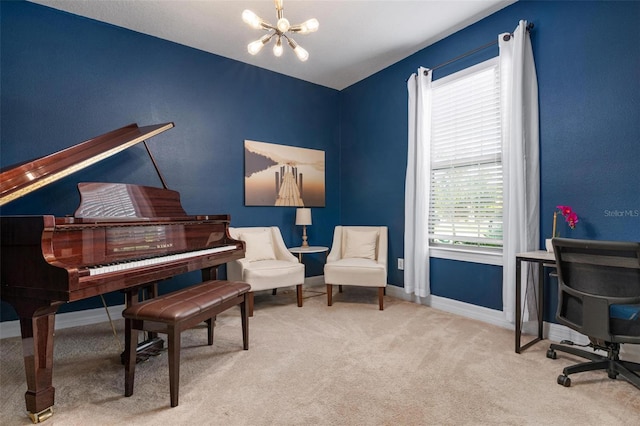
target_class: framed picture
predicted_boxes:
[244,140,325,207]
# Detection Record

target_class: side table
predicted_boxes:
[288,246,329,263]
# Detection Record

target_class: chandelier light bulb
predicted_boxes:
[247,34,272,55]
[242,10,262,29]
[247,40,264,55]
[294,45,309,62]
[277,17,290,33]
[299,18,319,34]
[273,37,283,57]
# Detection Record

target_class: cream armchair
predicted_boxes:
[323,226,388,310]
[227,226,305,316]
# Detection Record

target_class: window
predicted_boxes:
[429,58,503,252]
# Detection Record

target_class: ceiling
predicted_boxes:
[30,0,516,90]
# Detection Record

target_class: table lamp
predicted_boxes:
[295,208,312,247]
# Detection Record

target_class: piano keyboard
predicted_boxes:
[88,245,238,276]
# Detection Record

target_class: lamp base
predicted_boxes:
[302,225,309,247]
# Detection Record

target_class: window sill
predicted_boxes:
[429,246,503,266]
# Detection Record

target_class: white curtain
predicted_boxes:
[404,67,432,298]
[500,20,540,323]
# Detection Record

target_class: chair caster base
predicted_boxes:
[557,375,571,387]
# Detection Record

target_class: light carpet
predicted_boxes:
[1,287,638,425]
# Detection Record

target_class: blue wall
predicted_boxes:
[1,1,639,321]
[339,0,640,313]
[0,1,340,320]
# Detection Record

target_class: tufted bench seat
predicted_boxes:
[122,280,250,407]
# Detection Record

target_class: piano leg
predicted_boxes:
[201,266,219,281]
[11,299,62,423]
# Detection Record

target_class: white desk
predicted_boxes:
[288,246,329,263]
[515,250,556,353]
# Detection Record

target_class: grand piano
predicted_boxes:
[0,123,245,423]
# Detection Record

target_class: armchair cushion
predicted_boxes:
[324,258,386,287]
[228,226,304,293]
[343,229,379,260]
[239,259,304,291]
[239,230,276,262]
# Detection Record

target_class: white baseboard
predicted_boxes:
[0,276,327,340]
[2,279,639,362]
[385,285,512,329]
[385,284,640,361]
[304,275,325,288]
[0,304,126,340]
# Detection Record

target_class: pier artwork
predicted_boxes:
[244,140,325,207]
[275,164,305,206]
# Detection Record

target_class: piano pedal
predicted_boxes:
[120,337,165,365]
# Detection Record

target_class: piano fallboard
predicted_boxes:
[0,215,245,302]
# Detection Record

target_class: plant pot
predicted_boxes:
[545,238,554,253]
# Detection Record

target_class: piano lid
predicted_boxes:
[0,122,174,207]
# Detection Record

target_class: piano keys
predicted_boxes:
[88,245,238,276]
[0,123,245,423]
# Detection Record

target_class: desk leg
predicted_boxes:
[515,258,522,353]
[537,262,544,341]
[516,259,545,353]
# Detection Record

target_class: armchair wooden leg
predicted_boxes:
[296,284,303,307]
[327,284,333,306]
[248,292,255,317]
[240,294,249,350]
[378,287,384,310]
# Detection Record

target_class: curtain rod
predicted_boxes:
[417,22,534,77]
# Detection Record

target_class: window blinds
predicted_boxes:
[429,58,503,247]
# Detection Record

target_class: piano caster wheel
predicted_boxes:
[28,406,54,424]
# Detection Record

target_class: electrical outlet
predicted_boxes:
[398,258,404,270]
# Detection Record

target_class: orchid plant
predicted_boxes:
[552,205,579,237]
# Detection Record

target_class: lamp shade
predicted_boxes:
[295,208,312,226]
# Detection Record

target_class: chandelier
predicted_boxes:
[242,0,319,62]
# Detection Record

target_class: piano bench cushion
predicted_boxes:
[122,280,251,325]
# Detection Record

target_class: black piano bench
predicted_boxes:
[122,280,250,407]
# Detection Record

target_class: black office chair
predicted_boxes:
[546,238,640,389]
